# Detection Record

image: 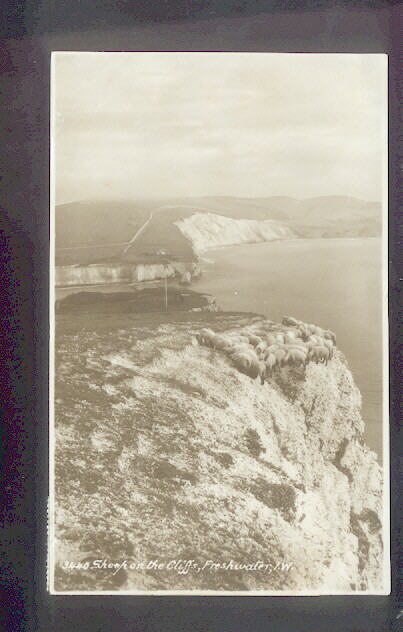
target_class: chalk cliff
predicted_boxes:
[55,261,197,287]
[175,212,295,254]
[53,313,385,593]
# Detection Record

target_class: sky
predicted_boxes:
[53,53,387,204]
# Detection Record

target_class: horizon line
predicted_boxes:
[55,193,382,207]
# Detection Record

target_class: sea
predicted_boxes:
[192,237,384,462]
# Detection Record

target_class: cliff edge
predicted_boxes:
[54,312,384,593]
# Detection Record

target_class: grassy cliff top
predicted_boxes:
[53,312,384,593]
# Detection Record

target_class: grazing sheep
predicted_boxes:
[323,329,337,345]
[285,348,307,367]
[274,348,287,367]
[196,319,335,380]
[282,316,300,327]
[284,345,308,366]
[284,330,302,344]
[298,325,311,341]
[247,359,267,384]
[264,353,277,377]
[200,327,214,337]
[196,330,213,346]
[263,344,280,360]
[285,342,308,355]
[229,342,255,357]
[238,334,251,343]
[226,333,248,347]
[198,328,216,347]
[211,333,235,351]
[308,345,330,365]
[231,350,265,384]
[322,338,334,358]
[231,347,259,366]
[247,334,262,347]
[308,334,325,346]
[255,341,268,357]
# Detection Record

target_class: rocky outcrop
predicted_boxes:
[52,313,385,593]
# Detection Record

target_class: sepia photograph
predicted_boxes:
[49,52,389,595]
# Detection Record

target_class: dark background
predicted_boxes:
[0,1,401,630]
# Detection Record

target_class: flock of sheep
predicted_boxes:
[195,316,337,385]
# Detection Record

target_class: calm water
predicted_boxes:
[192,238,384,461]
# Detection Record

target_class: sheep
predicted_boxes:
[211,333,236,351]
[247,334,262,347]
[284,330,302,344]
[323,329,337,345]
[308,334,325,346]
[285,343,308,357]
[237,334,251,343]
[264,353,278,378]
[308,345,330,365]
[229,342,255,356]
[286,339,307,349]
[198,328,216,347]
[249,359,267,384]
[285,347,307,367]
[255,340,268,357]
[240,342,256,352]
[200,327,214,337]
[297,324,311,341]
[225,333,249,347]
[322,338,334,358]
[197,320,335,377]
[263,344,280,360]
[273,347,287,367]
[231,350,266,384]
[284,328,299,338]
[309,337,334,359]
[282,316,300,327]
[266,332,286,346]
[230,347,259,365]
[196,331,213,346]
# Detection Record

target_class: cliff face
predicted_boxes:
[53,313,384,593]
[55,261,193,287]
[175,212,295,254]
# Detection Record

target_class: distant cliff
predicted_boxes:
[55,196,381,265]
[175,212,295,254]
[55,260,199,288]
[53,312,385,593]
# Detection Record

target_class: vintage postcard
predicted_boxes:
[48,52,389,594]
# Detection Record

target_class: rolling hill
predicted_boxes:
[55,196,382,265]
